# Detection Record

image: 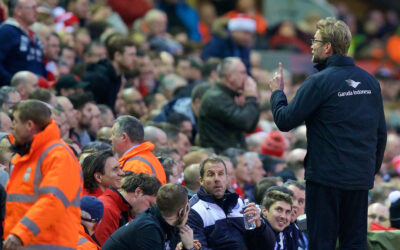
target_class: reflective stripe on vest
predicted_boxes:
[125,156,156,175]
[7,142,81,207]
[78,237,89,246]
[20,216,40,236]
[24,244,76,250]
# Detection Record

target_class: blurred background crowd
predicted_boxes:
[0,0,400,248]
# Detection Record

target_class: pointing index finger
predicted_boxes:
[279,62,283,77]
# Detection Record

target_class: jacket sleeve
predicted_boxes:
[207,95,260,132]
[0,28,15,85]
[187,210,212,250]
[375,93,387,174]
[270,77,323,132]
[10,146,81,245]
[244,219,275,250]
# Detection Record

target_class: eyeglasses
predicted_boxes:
[81,217,99,223]
[368,214,388,222]
[311,39,325,44]
[17,4,37,10]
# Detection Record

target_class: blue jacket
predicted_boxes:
[158,1,201,41]
[187,187,275,250]
[201,35,251,74]
[270,55,387,190]
[0,19,46,85]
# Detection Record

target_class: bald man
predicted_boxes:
[144,126,168,149]
[368,203,390,229]
[121,88,148,120]
[10,71,39,100]
[183,163,200,198]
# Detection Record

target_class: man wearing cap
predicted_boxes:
[56,74,89,97]
[78,196,104,250]
[201,15,256,73]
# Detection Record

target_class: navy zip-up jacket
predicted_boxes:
[271,55,387,190]
[0,19,46,85]
[187,187,275,250]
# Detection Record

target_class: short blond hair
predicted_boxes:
[316,17,352,55]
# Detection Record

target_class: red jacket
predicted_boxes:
[94,187,131,246]
[120,142,166,185]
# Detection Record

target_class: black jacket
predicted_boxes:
[198,83,259,153]
[188,187,275,250]
[83,59,121,108]
[102,205,181,250]
[270,55,387,190]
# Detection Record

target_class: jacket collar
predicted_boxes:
[150,205,179,239]
[108,187,132,212]
[216,83,239,97]
[314,54,354,72]
[118,142,155,166]
[197,186,239,215]
[3,18,30,35]
[11,120,60,158]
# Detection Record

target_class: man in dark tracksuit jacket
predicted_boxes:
[198,57,259,153]
[188,158,275,250]
[268,18,386,250]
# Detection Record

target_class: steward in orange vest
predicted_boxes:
[4,100,82,249]
[111,115,166,185]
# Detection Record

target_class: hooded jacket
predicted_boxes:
[5,120,82,248]
[270,55,387,190]
[119,142,166,185]
[187,187,275,250]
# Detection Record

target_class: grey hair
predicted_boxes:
[0,86,18,107]
[217,57,240,78]
[144,126,165,144]
[144,9,166,24]
[159,73,186,93]
[245,152,259,168]
[115,115,144,143]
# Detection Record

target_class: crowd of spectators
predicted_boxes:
[0,0,399,249]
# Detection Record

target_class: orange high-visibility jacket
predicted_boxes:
[77,225,101,250]
[5,120,82,248]
[119,142,166,185]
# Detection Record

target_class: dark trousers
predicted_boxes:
[306,181,368,250]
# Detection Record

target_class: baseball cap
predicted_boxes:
[56,74,89,92]
[80,196,104,223]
